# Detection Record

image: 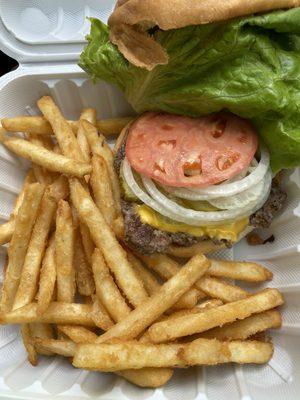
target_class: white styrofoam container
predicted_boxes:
[0,1,300,399]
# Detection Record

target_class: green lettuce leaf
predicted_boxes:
[79,10,300,172]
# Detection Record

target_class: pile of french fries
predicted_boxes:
[0,97,284,388]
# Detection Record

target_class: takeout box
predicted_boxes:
[0,1,300,399]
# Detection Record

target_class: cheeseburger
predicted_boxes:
[79,0,300,254]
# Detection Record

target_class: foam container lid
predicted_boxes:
[0,1,300,399]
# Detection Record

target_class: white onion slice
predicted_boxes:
[163,147,269,200]
[122,158,186,222]
[224,158,258,184]
[141,168,272,226]
[208,173,266,210]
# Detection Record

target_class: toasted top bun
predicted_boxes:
[109,0,300,70]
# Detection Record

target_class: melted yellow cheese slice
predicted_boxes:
[137,205,249,242]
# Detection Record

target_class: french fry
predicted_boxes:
[140,299,223,343]
[55,200,76,303]
[77,121,91,163]
[141,254,248,303]
[208,259,273,282]
[21,324,38,366]
[127,253,161,296]
[0,302,95,326]
[11,169,36,219]
[0,183,44,312]
[141,299,223,342]
[0,220,15,246]
[96,117,133,136]
[73,339,273,371]
[163,299,223,322]
[167,241,224,258]
[28,133,55,185]
[2,116,133,137]
[141,301,222,344]
[32,338,76,357]
[197,276,249,303]
[70,179,147,308]
[1,116,53,135]
[81,120,121,216]
[95,254,210,343]
[74,232,95,297]
[148,288,284,343]
[112,216,125,238]
[58,325,97,343]
[201,310,282,340]
[117,368,173,388]
[77,109,96,163]
[79,222,94,267]
[37,96,84,161]
[149,256,272,285]
[13,189,58,310]
[80,108,97,126]
[30,323,54,355]
[91,155,116,226]
[92,249,131,323]
[36,235,56,315]
[90,297,114,331]
[1,170,35,245]
[196,298,224,310]
[0,134,91,177]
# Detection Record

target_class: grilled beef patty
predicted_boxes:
[250,182,287,228]
[121,200,200,254]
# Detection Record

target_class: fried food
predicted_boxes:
[148,289,284,343]
[0,183,44,311]
[73,339,274,371]
[95,255,210,343]
[0,100,284,389]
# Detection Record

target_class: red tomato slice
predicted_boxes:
[125,112,258,188]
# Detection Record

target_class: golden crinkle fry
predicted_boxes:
[0,96,283,388]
